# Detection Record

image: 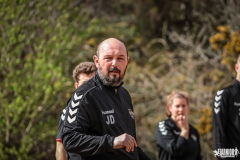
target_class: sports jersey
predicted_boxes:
[155,118,202,160]
[62,73,150,160]
[212,79,240,159]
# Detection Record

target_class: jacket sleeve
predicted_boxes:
[62,92,114,156]
[212,89,229,152]
[56,109,65,141]
[137,147,151,160]
[196,130,202,160]
[155,121,187,157]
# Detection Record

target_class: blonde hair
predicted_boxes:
[165,90,189,117]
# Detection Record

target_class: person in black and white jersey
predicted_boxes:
[212,52,240,159]
[155,90,202,160]
[62,38,151,160]
[55,62,96,160]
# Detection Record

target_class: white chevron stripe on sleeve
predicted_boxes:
[214,101,220,108]
[217,90,223,95]
[214,107,220,114]
[161,130,167,135]
[74,93,83,101]
[159,123,164,128]
[61,114,65,121]
[158,121,168,135]
[67,116,76,123]
[160,127,165,132]
[215,95,221,102]
[69,108,77,116]
[71,101,79,108]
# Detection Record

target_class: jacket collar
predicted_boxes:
[168,117,179,130]
[234,79,240,89]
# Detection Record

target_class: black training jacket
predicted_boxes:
[56,108,82,160]
[62,73,150,160]
[56,108,65,141]
[155,118,202,160]
[212,79,240,159]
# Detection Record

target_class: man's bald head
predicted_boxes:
[96,38,128,57]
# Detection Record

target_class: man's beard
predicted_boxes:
[98,66,126,87]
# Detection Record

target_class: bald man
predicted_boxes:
[62,38,151,160]
[212,52,240,159]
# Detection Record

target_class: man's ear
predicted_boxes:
[235,63,238,72]
[74,83,79,89]
[93,55,100,68]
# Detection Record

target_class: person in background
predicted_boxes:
[62,38,151,160]
[155,90,202,160]
[55,62,96,160]
[212,52,240,159]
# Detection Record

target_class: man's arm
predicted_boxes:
[62,93,114,155]
[62,92,140,156]
[56,107,68,160]
[55,141,68,160]
[212,89,228,152]
[138,147,151,160]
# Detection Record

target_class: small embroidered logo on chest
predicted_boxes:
[191,134,197,141]
[102,109,114,115]
[128,109,134,119]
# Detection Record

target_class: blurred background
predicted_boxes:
[0,0,240,159]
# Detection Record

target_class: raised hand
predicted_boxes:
[176,115,189,139]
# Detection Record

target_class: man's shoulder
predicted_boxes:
[215,81,235,96]
[156,118,175,136]
[157,118,172,128]
[224,81,236,90]
[120,85,128,91]
[74,79,97,96]
[119,86,131,96]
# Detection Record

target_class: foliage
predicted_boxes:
[195,107,213,159]
[0,0,240,160]
[195,107,212,135]
[125,48,218,159]
[209,25,240,74]
[0,0,95,159]
[0,0,137,159]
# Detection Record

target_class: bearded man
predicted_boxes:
[62,38,151,160]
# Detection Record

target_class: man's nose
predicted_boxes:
[112,59,118,67]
